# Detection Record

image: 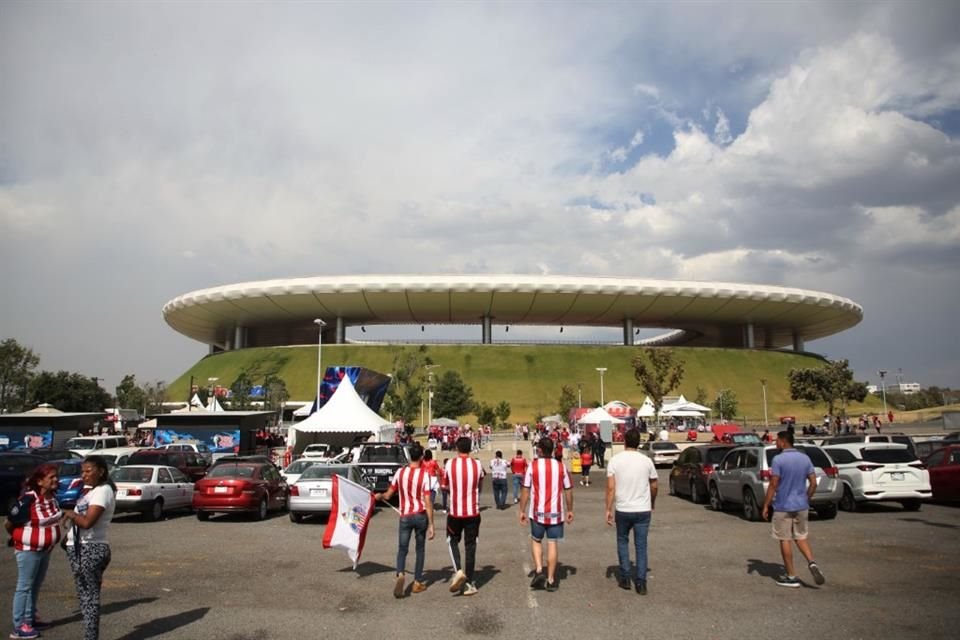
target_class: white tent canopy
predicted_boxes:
[289,375,393,453]
[636,398,657,418]
[577,407,626,425]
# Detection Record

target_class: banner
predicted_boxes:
[322,474,375,569]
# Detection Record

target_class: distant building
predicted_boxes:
[868,382,922,396]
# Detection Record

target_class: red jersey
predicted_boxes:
[444,456,484,518]
[421,458,440,479]
[510,455,528,475]
[11,491,63,552]
[390,466,431,516]
[580,450,593,466]
[523,458,572,525]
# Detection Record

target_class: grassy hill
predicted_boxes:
[168,344,884,424]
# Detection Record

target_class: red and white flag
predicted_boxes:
[322,474,376,569]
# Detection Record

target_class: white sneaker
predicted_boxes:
[449,569,467,593]
[462,582,478,596]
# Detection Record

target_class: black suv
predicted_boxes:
[355,443,411,492]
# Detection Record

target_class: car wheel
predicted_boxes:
[668,476,677,496]
[289,511,302,523]
[709,484,724,511]
[147,498,164,522]
[815,503,838,520]
[900,499,922,512]
[196,511,210,521]
[254,498,268,521]
[742,489,760,522]
[690,480,702,504]
[839,486,858,512]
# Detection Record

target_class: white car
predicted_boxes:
[823,443,932,512]
[639,441,682,467]
[65,435,130,457]
[111,465,195,520]
[288,464,364,523]
[97,446,144,467]
[301,443,332,459]
[280,458,318,485]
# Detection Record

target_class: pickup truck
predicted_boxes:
[353,442,411,493]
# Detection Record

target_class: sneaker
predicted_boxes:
[10,625,39,639]
[635,581,647,595]
[412,581,428,594]
[449,569,467,593]
[393,574,405,599]
[545,580,558,592]
[462,582,478,596]
[530,570,546,590]
[808,562,825,586]
[30,619,49,632]
[775,574,801,588]
[617,576,631,590]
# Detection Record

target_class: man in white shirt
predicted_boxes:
[605,429,658,595]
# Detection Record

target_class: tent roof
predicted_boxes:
[293,375,391,435]
[577,407,626,424]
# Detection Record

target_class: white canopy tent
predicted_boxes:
[288,375,394,453]
[576,407,626,425]
[636,398,657,418]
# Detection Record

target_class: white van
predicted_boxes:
[65,435,130,457]
[97,446,144,467]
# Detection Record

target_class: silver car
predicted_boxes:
[709,444,842,521]
[288,464,364,523]
[112,465,195,521]
[639,441,682,467]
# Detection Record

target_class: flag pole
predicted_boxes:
[375,494,402,515]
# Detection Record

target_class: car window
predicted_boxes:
[113,467,154,483]
[197,444,210,453]
[300,465,350,480]
[925,451,946,466]
[170,468,190,483]
[951,451,960,464]
[719,451,740,471]
[743,450,759,469]
[705,448,729,464]
[861,448,914,464]
[66,438,96,450]
[286,460,313,473]
[360,446,404,463]
[652,442,677,451]
[158,468,173,483]
[823,448,857,464]
[208,464,256,478]
[57,461,82,476]
[130,452,164,465]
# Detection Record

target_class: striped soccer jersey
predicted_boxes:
[12,491,63,551]
[523,458,572,525]
[390,466,431,516]
[444,456,484,518]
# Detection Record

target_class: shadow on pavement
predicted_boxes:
[898,517,959,529]
[113,606,210,640]
[746,558,782,579]
[343,560,395,577]
[48,597,159,628]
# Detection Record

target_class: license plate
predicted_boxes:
[117,489,127,497]
[891,472,904,481]
[310,488,328,497]
[214,486,229,493]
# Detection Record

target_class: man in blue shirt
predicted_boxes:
[761,430,826,588]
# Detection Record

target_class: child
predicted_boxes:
[579,446,593,487]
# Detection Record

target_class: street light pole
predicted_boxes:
[596,367,607,406]
[878,369,888,417]
[425,364,441,427]
[314,319,326,412]
[207,377,218,411]
[577,383,583,409]
[760,378,768,428]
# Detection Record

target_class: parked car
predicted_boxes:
[301,443,332,459]
[639,441,682,467]
[669,444,735,503]
[193,462,288,521]
[822,434,916,458]
[127,449,209,482]
[923,445,960,502]
[97,446,144,468]
[709,445,842,520]
[823,443,932,511]
[915,436,960,459]
[210,455,277,470]
[281,458,318,485]
[288,464,364,523]
[354,443,411,493]
[25,449,83,461]
[64,435,130,457]
[51,459,85,508]
[0,452,44,513]
[158,441,213,465]
[112,465,195,520]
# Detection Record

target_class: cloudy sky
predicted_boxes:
[2,1,958,393]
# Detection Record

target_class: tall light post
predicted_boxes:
[878,369,888,416]
[577,382,583,409]
[760,378,769,428]
[313,319,326,411]
[425,364,441,427]
[207,377,218,411]
[596,367,607,406]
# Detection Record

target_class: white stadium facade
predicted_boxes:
[162,275,863,353]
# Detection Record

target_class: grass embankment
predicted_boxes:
[168,344,885,424]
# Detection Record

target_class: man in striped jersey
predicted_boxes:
[443,437,485,596]
[376,443,435,598]
[519,438,574,592]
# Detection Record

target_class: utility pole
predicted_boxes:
[760,379,768,428]
[878,370,888,416]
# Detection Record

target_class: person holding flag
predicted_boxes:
[444,437,484,596]
[375,443,435,598]
[519,438,574,592]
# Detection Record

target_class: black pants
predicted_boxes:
[446,515,481,582]
[68,543,111,640]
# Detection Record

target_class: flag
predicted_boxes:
[322,474,376,569]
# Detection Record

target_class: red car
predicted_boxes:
[924,445,960,502]
[193,462,288,521]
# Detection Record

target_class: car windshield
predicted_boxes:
[300,465,350,480]
[861,448,914,464]
[285,460,314,474]
[56,462,82,476]
[131,453,164,465]
[112,467,154,483]
[359,446,404,463]
[197,444,210,452]
[208,464,256,478]
[652,443,678,451]
[100,455,117,464]
[65,438,96,449]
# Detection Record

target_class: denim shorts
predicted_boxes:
[530,520,564,542]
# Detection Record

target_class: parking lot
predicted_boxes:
[2,448,959,639]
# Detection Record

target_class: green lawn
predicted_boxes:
[168,344,884,424]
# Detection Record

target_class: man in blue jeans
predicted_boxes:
[605,429,658,594]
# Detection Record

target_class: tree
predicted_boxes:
[474,401,496,426]
[262,374,290,411]
[115,374,146,411]
[381,348,432,425]
[494,400,511,428]
[431,370,474,420]
[712,389,739,421]
[28,371,111,412]
[631,348,686,420]
[0,338,40,413]
[557,384,578,420]
[142,381,168,415]
[788,359,868,418]
[229,372,254,410]
[694,385,709,406]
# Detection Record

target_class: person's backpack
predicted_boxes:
[7,493,36,526]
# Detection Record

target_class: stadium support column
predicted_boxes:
[623,318,635,346]
[335,317,345,344]
[744,322,755,349]
[792,330,805,352]
[482,315,492,344]
[233,326,247,350]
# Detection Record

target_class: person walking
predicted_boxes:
[605,429,658,594]
[443,437,484,596]
[593,433,607,468]
[579,445,593,487]
[489,451,509,510]
[6,464,63,639]
[421,449,441,510]
[375,443,435,598]
[519,438,573,592]
[62,456,116,640]
[510,450,528,505]
[761,430,826,588]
